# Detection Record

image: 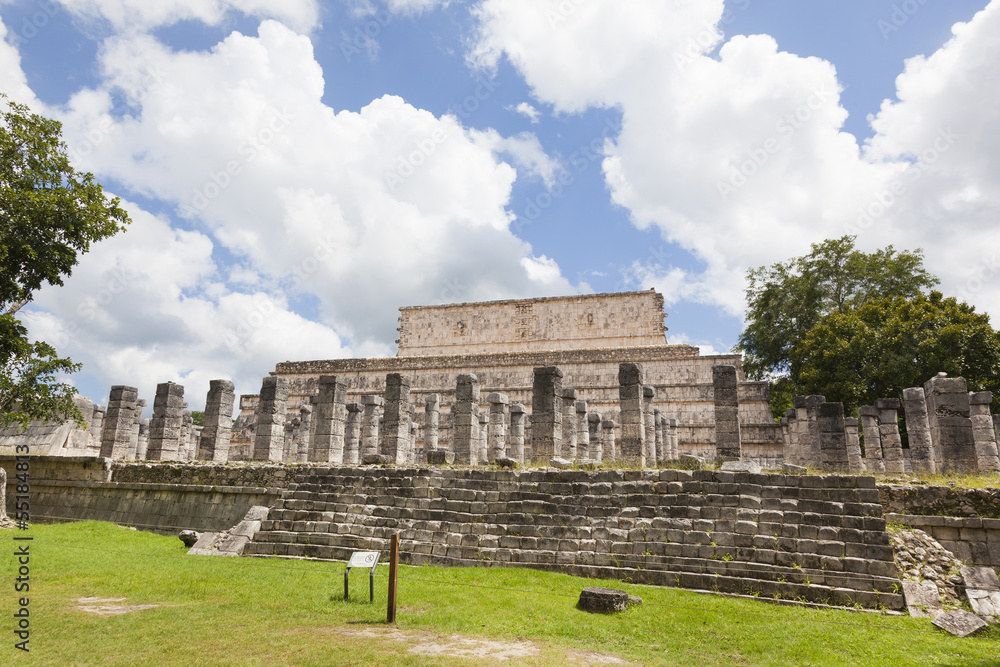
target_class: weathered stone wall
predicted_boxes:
[885,514,1000,567]
[397,291,669,356]
[878,484,1000,519]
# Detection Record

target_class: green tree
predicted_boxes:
[191,411,205,426]
[792,292,1000,415]
[1,95,130,429]
[735,236,938,417]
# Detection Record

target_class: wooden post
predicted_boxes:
[387,533,399,624]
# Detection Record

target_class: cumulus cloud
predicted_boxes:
[508,101,541,123]
[471,0,1000,324]
[53,0,321,33]
[9,17,572,405]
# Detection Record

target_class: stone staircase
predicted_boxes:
[245,467,905,610]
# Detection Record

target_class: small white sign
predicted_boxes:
[348,551,380,568]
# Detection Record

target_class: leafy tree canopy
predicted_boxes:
[1,95,130,429]
[736,235,938,384]
[792,292,1000,415]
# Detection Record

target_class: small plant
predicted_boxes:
[722,553,733,562]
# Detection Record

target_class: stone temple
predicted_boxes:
[229,289,783,462]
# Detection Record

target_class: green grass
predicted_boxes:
[3,522,999,666]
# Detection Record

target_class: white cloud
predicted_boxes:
[10,17,574,406]
[0,20,37,105]
[53,0,321,33]
[509,101,541,123]
[471,0,1000,324]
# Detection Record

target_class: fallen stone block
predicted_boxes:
[187,531,222,556]
[495,456,518,469]
[782,464,807,474]
[577,587,641,613]
[720,460,762,474]
[179,530,200,548]
[678,455,705,470]
[363,454,392,465]
[550,457,574,469]
[426,450,455,465]
[902,580,942,619]
[932,610,989,637]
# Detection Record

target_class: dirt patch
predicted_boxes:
[336,627,630,664]
[75,597,161,616]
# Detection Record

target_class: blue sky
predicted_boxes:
[2,0,997,412]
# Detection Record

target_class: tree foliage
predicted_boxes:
[1,95,130,429]
[792,292,1000,415]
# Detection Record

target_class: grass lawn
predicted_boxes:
[3,522,999,666]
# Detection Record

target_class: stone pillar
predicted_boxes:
[642,385,656,465]
[180,408,194,461]
[135,418,150,460]
[344,403,363,465]
[487,392,509,462]
[713,365,741,462]
[782,408,798,465]
[90,406,105,455]
[146,383,184,461]
[252,376,289,462]
[857,406,884,473]
[409,418,418,463]
[381,373,411,465]
[969,392,1000,472]
[309,375,348,463]
[780,415,791,463]
[126,398,145,461]
[845,417,864,473]
[509,403,526,463]
[602,419,617,461]
[669,418,679,459]
[876,398,905,474]
[924,374,978,473]
[531,367,563,461]
[653,409,663,464]
[476,413,488,463]
[576,400,589,460]
[198,379,235,462]
[296,406,313,463]
[282,420,297,462]
[817,402,849,472]
[424,394,440,453]
[618,363,645,466]
[453,374,481,465]
[660,415,673,462]
[792,395,824,468]
[100,385,139,460]
[588,412,602,462]
[561,388,578,460]
[900,387,936,474]
[361,395,383,460]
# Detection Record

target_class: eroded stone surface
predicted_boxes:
[901,580,942,618]
[578,587,639,613]
[932,610,989,637]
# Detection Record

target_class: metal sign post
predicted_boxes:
[344,551,381,602]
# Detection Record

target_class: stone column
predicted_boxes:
[126,399,145,461]
[297,406,313,463]
[845,417,864,473]
[660,416,673,462]
[252,376,289,462]
[924,374,978,473]
[653,409,663,464]
[424,394,440,453]
[780,415,792,463]
[602,419,617,461]
[713,365,741,462]
[309,375,348,463]
[381,373,411,465]
[409,419,418,463]
[477,412,489,463]
[902,387,936,474]
[361,395,383,460]
[817,402,849,472]
[90,406,106,455]
[792,395,824,468]
[876,398,905,474]
[531,367,563,462]
[561,388,578,460]
[509,403,526,463]
[344,403,363,465]
[146,383,184,461]
[282,420,297,462]
[969,392,1000,472]
[782,408,798,465]
[100,385,139,460]
[669,418,679,459]
[453,374,480,464]
[180,408,194,461]
[198,379,235,462]
[857,406,884,473]
[135,418,150,460]
[487,392,509,462]
[618,363,645,466]
[588,412,602,462]
[576,400,589,460]
[642,385,656,465]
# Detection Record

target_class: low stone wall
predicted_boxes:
[878,484,1000,519]
[885,514,1000,568]
[1,456,281,534]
